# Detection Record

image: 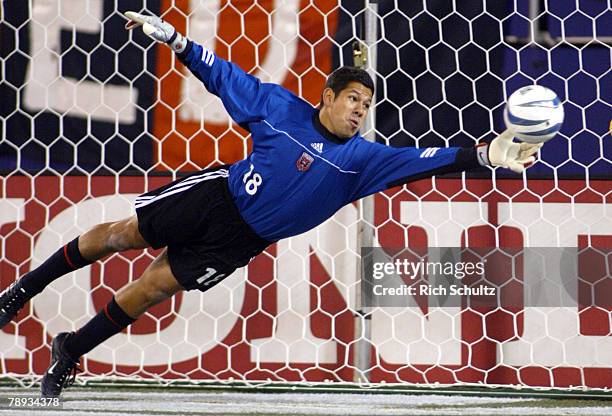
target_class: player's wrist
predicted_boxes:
[476,143,490,167]
[167,32,187,53]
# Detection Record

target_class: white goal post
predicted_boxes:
[0,0,610,392]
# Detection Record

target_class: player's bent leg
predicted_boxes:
[41,250,182,397]
[0,215,149,330]
[113,250,183,318]
[78,215,149,261]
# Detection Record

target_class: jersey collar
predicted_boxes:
[312,110,356,144]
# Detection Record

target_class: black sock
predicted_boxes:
[64,297,136,359]
[19,237,92,296]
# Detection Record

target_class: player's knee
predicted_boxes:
[107,232,130,252]
[107,217,147,252]
[85,222,121,252]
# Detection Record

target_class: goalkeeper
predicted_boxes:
[0,11,541,397]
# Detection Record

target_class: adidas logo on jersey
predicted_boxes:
[310,142,324,153]
[419,147,439,158]
[201,47,215,67]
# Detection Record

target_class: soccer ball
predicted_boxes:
[503,85,564,144]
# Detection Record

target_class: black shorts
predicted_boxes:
[135,165,270,291]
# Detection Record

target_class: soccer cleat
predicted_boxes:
[0,280,30,329]
[41,332,80,397]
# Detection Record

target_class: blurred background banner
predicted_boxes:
[2,0,610,176]
[1,0,160,173]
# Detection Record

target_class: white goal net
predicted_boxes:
[0,0,610,391]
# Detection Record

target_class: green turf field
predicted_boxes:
[0,386,610,415]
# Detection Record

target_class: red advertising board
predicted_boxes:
[1,175,610,388]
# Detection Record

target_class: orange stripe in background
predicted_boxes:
[153,0,338,172]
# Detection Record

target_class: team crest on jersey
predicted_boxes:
[296,152,314,172]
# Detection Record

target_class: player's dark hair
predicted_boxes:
[320,67,374,106]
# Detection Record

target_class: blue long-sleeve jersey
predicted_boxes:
[177,41,480,241]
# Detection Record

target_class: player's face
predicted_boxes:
[327,82,373,138]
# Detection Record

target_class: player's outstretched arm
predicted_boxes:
[124,10,284,125]
[350,131,543,201]
[124,11,187,53]
[484,130,543,174]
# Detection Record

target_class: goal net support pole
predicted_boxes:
[353,0,378,384]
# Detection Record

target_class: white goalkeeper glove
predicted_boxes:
[477,130,543,174]
[124,11,187,53]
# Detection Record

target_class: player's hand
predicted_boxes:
[488,130,542,174]
[124,11,187,53]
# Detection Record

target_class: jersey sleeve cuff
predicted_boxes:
[454,145,486,170]
[475,143,490,166]
[175,39,194,62]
